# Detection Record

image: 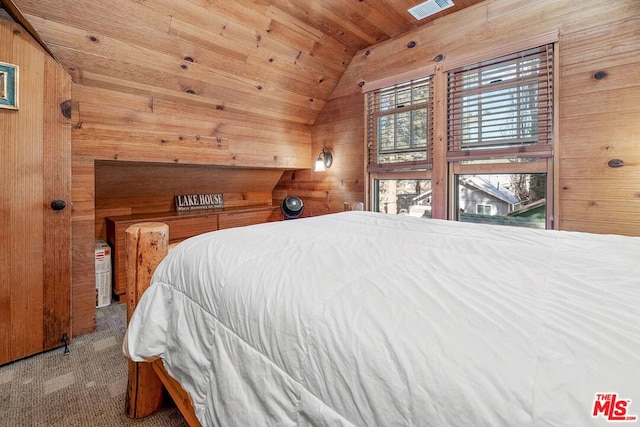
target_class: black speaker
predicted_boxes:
[281,196,304,219]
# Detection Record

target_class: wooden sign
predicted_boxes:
[174,193,224,211]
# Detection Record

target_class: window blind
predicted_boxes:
[447,44,554,161]
[366,76,433,172]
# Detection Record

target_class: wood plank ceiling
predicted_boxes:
[3,0,486,126]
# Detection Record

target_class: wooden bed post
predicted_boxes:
[125,222,169,419]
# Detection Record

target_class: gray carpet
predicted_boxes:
[0,302,188,426]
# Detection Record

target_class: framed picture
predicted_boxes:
[0,62,18,110]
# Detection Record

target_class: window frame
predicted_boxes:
[476,204,492,215]
[448,158,554,229]
[371,175,433,216]
[366,75,434,173]
[446,44,554,161]
[363,32,559,228]
[364,74,435,214]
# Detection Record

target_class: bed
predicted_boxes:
[123,211,640,426]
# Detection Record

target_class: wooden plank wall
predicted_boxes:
[281,0,640,235]
[70,75,312,335]
[69,88,312,333]
[275,94,366,216]
[71,159,96,336]
[71,82,312,168]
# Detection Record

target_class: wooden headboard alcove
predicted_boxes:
[95,160,291,238]
[98,160,297,302]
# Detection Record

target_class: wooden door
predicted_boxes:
[0,18,72,365]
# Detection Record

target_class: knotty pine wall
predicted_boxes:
[280,0,640,235]
[71,77,312,335]
[72,91,319,336]
[276,95,366,216]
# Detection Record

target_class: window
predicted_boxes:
[447,43,555,229]
[367,76,433,171]
[476,204,492,215]
[366,76,434,215]
[364,39,556,228]
[447,45,554,161]
[374,179,432,217]
[457,173,547,228]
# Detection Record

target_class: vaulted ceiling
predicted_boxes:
[2,0,486,126]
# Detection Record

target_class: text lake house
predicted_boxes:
[174,193,224,211]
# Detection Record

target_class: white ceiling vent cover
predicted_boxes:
[408,0,454,20]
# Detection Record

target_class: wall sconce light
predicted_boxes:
[314,148,333,172]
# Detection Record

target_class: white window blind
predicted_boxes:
[447,44,554,161]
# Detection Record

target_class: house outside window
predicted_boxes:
[456,173,547,228]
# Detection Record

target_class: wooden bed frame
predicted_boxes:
[124,222,200,426]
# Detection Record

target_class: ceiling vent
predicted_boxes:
[408,0,454,20]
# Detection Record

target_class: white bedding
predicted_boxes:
[124,211,640,426]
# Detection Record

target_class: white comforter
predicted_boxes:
[124,212,640,426]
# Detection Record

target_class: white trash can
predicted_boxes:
[95,240,112,308]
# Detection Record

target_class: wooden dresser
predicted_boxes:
[106,205,282,299]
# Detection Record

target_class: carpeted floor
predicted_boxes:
[0,302,188,426]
